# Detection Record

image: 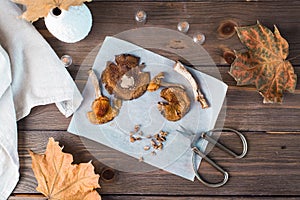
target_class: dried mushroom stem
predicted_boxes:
[87,69,120,124]
[196,89,209,109]
[148,72,184,92]
[173,61,209,109]
[160,82,184,89]
[89,69,102,98]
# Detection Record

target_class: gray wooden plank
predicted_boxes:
[14,130,300,196]
[33,1,300,66]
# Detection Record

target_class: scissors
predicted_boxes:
[177,126,248,188]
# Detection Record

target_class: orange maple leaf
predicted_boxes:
[229,21,297,103]
[12,0,92,22]
[29,137,101,200]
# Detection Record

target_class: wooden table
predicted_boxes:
[10,1,300,199]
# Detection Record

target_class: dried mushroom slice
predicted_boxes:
[157,87,191,121]
[174,61,209,109]
[147,72,184,92]
[114,65,150,100]
[115,54,140,69]
[87,69,120,124]
[101,62,120,94]
[101,54,150,100]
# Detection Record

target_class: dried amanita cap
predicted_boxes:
[87,104,118,124]
[114,65,150,100]
[101,54,150,100]
[91,96,110,117]
[87,69,120,124]
[158,87,191,121]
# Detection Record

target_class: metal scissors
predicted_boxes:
[177,126,248,188]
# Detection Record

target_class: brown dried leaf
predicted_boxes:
[29,137,101,200]
[12,0,92,22]
[229,21,297,103]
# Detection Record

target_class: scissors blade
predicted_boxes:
[176,129,194,141]
[177,125,204,147]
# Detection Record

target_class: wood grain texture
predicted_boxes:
[18,66,300,132]
[11,0,300,199]
[14,130,300,196]
[8,196,300,200]
[33,1,300,66]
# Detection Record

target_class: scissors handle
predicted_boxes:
[192,146,229,188]
[206,128,248,159]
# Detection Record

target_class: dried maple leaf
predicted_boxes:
[29,137,101,200]
[229,21,297,103]
[12,0,92,22]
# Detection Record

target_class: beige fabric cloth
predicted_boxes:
[0,45,19,200]
[0,1,83,199]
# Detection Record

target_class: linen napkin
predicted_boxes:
[0,0,83,199]
[0,45,19,200]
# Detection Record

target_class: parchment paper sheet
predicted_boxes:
[68,37,227,180]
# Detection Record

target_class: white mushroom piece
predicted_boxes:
[101,54,150,100]
[147,72,184,92]
[157,87,191,121]
[87,69,121,124]
[173,61,209,109]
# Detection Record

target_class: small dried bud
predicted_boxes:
[144,145,150,151]
[160,136,166,142]
[130,136,136,143]
[154,134,160,141]
[138,131,144,136]
[136,136,142,141]
[134,124,140,132]
[150,139,157,146]
[146,135,152,139]
[158,143,163,150]
[160,130,168,137]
